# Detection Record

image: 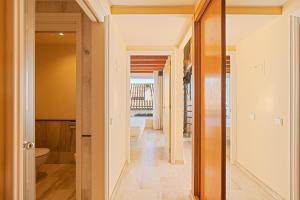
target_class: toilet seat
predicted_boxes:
[35,148,50,158]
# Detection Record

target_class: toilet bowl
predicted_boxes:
[35,148,50,168]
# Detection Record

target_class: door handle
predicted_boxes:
[23,141,35,150]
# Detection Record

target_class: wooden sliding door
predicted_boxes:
[193,0,226,199]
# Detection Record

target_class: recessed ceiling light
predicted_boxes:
[59,33,64,36]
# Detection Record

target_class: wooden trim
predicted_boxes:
[196,0,283,15]
[226,6,282,15]
[111,5,194,14]
[193,0,226,198]
[3,0,15,199]
[130,71,154,74]
[193,19,201,198]
[221,1,226,198]
[0,0,5,197]
[131,65,164,68]
[131,60,166,64]
[35,119,76,121]
[194,0,211,22]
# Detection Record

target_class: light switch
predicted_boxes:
[249,113,256,120]
[274,117,283,126]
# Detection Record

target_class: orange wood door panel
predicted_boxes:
[194,0,225,199]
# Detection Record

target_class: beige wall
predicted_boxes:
[108,16,128,198]
[235,15,290,199]
[153,71,163,130]
[284,0,300,14]
[174,26,192,163]
[35,43,76,120]
[91,22,106,200]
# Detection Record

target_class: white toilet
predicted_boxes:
[35,148,50,168]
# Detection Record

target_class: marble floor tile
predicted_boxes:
[114,129,276,200]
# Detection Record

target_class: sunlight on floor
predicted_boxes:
[114,129,276,200]
[113,130,191,200]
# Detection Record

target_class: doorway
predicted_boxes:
[128,54,171,163]
[35,32,77,199]
[22,10,83,199]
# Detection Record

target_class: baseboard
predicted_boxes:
[109,160,129,200]
[235,162,285,200]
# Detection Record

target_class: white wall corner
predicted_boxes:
[76,0,111,22]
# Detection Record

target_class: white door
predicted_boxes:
[163,59,171,160]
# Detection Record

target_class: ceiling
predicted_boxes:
[130,55,168,73]
[36,32,76,45]
[114,15,192,46]
[226,0,288,6]
[226,15,278,45]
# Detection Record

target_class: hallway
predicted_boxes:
[113,129,278,200]
[113,130,191,200]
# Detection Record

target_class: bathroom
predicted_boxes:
[35,32,76,199]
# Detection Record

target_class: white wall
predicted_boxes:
[173,26,192,163]
[108,16,128,198]
[235,15,290,199]
[284,0,300,14]
[153,71,163,130]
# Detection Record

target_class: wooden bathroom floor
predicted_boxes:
[36,164,75,200]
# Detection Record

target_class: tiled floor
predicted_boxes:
[113,130,191,200]
[226,161,274,200]
[35,130,275,200]
[114,129,275,200]
[36,164,76,200]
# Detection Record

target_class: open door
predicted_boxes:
[193,0,225,199]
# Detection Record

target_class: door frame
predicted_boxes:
[126,50,177,164]
[290,15,300,200]
[35,13,82,199]
[193,0,226,198]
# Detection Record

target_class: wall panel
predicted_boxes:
[35,120,76,163]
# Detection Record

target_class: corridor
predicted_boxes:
[113,129,278,200]
[113,130,191,200]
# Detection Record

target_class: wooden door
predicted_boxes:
[24,0,36,199]
[194,0,225,199]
